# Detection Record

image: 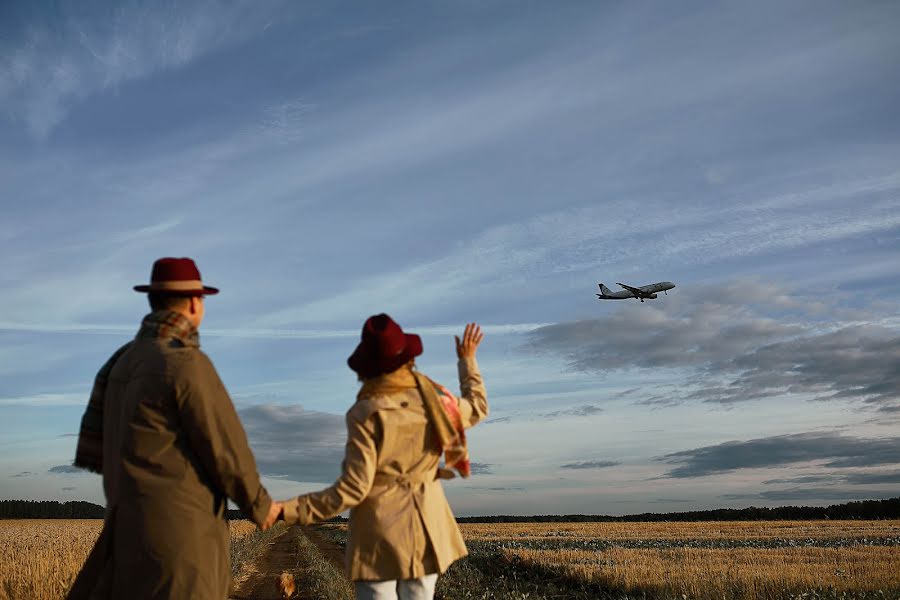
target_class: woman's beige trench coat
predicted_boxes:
[282,356,487,581]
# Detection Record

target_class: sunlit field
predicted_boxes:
[505,545,900,599]
[0,519,264,600]
[5,519,900,599]
[0,520,100,600]
[461,519,900,542]
[314,520,900,599]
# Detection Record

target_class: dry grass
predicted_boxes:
[461,519,900,542]
[291,528,354,600]
[229,519,258,542]
[505,545,900,599]
[0,519,267,600]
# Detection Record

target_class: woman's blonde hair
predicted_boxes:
[357,359,416,382]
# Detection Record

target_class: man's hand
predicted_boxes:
[260,500,283,531]
[455,323,484,359]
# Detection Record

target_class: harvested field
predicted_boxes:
[5,519,899,599]
[312,520,900,600]
[462,519,900,542]
[505,545,900,599]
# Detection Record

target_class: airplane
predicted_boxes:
[597,281,675,302]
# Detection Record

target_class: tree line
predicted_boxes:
[4,497,898,521]
[455,497,900,523]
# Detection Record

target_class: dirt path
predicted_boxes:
[230,526,299,600]
[229,526,350,600]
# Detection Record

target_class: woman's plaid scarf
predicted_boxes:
[414,372,471,479]
[73,311,198,473]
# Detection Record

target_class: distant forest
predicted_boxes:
[3,497,899,521]
[0,500,105,519]
[454,497,900,523]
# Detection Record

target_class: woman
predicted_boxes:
[279,314,487,600]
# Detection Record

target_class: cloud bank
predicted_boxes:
[528,280,900,411]
[658,432,900,478]
[239,404,346,484]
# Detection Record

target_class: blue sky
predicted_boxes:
[1,0,899,516]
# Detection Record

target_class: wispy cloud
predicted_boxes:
[0,1,287,138]
[542,405,604,419]
[469,463,494,475]
[0,321,548,339]
[48,464,84,474]
[480,403,606,425]
[255,173,900,328]
[0,393,87,407]
[762,471,900,486]
[560,460,620,470]
[722,488,900,502]
[257,99,316,144]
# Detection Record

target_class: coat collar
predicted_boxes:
[136,310,200,348]
[357,364,417,400]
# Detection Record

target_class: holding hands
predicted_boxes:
[455,323,484,359]
[260,500,283,531]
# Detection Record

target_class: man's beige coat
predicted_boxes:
[69,311,272,600]
[282,356,487,581]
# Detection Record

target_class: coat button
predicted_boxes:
[401,401,409,407]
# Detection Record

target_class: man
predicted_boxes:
[68,257,281,599]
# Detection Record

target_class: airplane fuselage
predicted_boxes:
[597,281,675,301]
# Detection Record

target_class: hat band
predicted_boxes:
[147,279,205,291]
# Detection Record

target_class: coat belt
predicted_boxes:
[372,472,436,488]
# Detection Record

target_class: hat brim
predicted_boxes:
[348,333,422,378]
[133,285,219,295]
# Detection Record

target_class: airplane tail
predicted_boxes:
[598,283,614,295]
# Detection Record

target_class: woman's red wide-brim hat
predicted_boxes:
[348,314,423,378]
[133,257,219,296]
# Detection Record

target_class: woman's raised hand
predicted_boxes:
[455,323,484,359]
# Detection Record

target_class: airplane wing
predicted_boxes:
[615,282,644,295]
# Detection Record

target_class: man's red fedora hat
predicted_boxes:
[133,257,219,296]
[348,314,423,378]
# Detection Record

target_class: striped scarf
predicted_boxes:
[73,311,198,473]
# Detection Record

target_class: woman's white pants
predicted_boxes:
[354,573,438,600]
